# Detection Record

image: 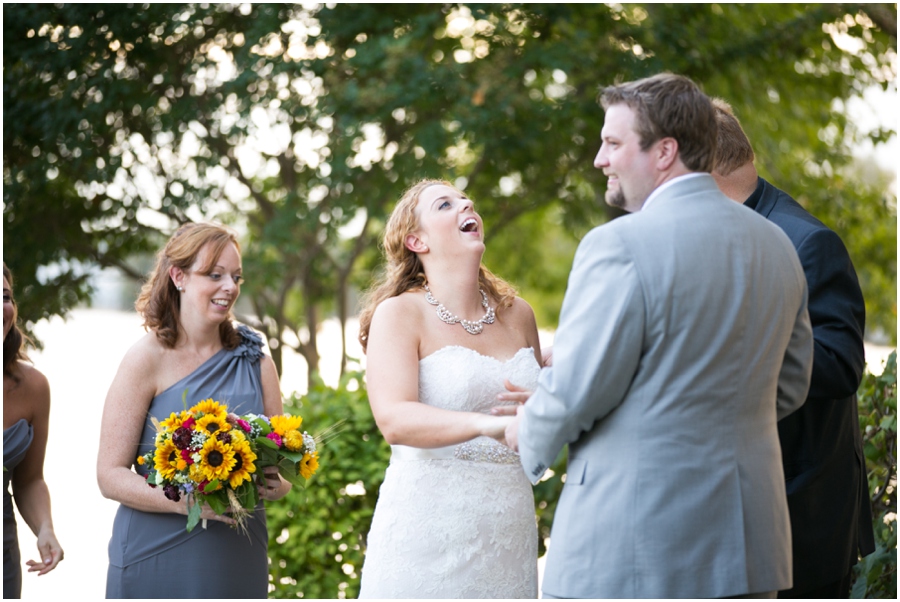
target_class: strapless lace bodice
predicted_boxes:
[390,346,541,466]
[360,346,541,599]
[419,346,541,412]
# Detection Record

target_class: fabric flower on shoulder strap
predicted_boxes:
[233,324,265,361]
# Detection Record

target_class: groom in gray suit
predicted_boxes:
[505,74,814,598]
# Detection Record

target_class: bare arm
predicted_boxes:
[11,366,63,575]
[366,296,511,448]
[95,338,234,524]
[258,353,291,501]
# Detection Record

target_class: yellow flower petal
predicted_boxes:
[270,414,303,436]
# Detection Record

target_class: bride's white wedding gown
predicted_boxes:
[359,346,540,599]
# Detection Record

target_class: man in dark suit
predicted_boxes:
[710,99,875,598]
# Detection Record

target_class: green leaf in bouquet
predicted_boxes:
[235,480,259,510]
[204,486,228,515]
[186,497,203,532]
[255,445,280,468]
[256,436,280,450]
[247,478,261,508]
[277,459,308,488]
[277,449,305,463]
[252,417,272,435]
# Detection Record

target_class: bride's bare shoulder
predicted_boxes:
[373,292,425,324]
[505,296,537,324]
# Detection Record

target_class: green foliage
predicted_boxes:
[532,447,566,558]
[266,371,389,599]
[3,3,896,355]
[852,351,897,599]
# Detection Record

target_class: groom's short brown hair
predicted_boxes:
[600,73,718,173]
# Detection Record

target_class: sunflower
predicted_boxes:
[196,413,232,437]
[197,437,236,482]
[298,451,319,479]
[270,414,303,436]
[227,438,258,488]
[283,430,305,452]
[159,410,190,431]
[154,439,182,480]
[189,399,227,418]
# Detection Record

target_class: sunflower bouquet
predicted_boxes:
[137,398,319,532]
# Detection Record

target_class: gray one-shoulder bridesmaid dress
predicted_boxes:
[106,325,270,599]
[4,418,34,599]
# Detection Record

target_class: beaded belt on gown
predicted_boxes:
[390,438,521,465]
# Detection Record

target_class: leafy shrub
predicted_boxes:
[852,351,897,599]
[266,371,389,599]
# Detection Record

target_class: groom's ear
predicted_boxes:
[405,233,429,254]
[655,137,680,171]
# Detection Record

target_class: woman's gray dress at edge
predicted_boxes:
[4,418,34,599]
[106,325,270,599]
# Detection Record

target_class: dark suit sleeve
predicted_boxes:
[794,227,866,399]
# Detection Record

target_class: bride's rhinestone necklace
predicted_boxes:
[423,284,495,335]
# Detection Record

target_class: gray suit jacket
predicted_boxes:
[519,175,814,598]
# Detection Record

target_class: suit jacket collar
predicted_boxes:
[643,172,706,211]
[745,177,781,218]
[642,173,723,211]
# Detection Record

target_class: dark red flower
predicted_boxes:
[163,484,181,502]
[172,426,193,450]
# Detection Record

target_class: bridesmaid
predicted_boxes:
[97,223,289,598]
[3,263,64,598]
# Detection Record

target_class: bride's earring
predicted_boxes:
[176,285,184,292]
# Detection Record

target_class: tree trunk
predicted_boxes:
[337,277,348,377]
[303,282,320,382]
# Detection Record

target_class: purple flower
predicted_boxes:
[267,432,283,447]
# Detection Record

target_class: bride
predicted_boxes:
[357,179,541,598]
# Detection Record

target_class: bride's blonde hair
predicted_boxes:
[358,179,517,352]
